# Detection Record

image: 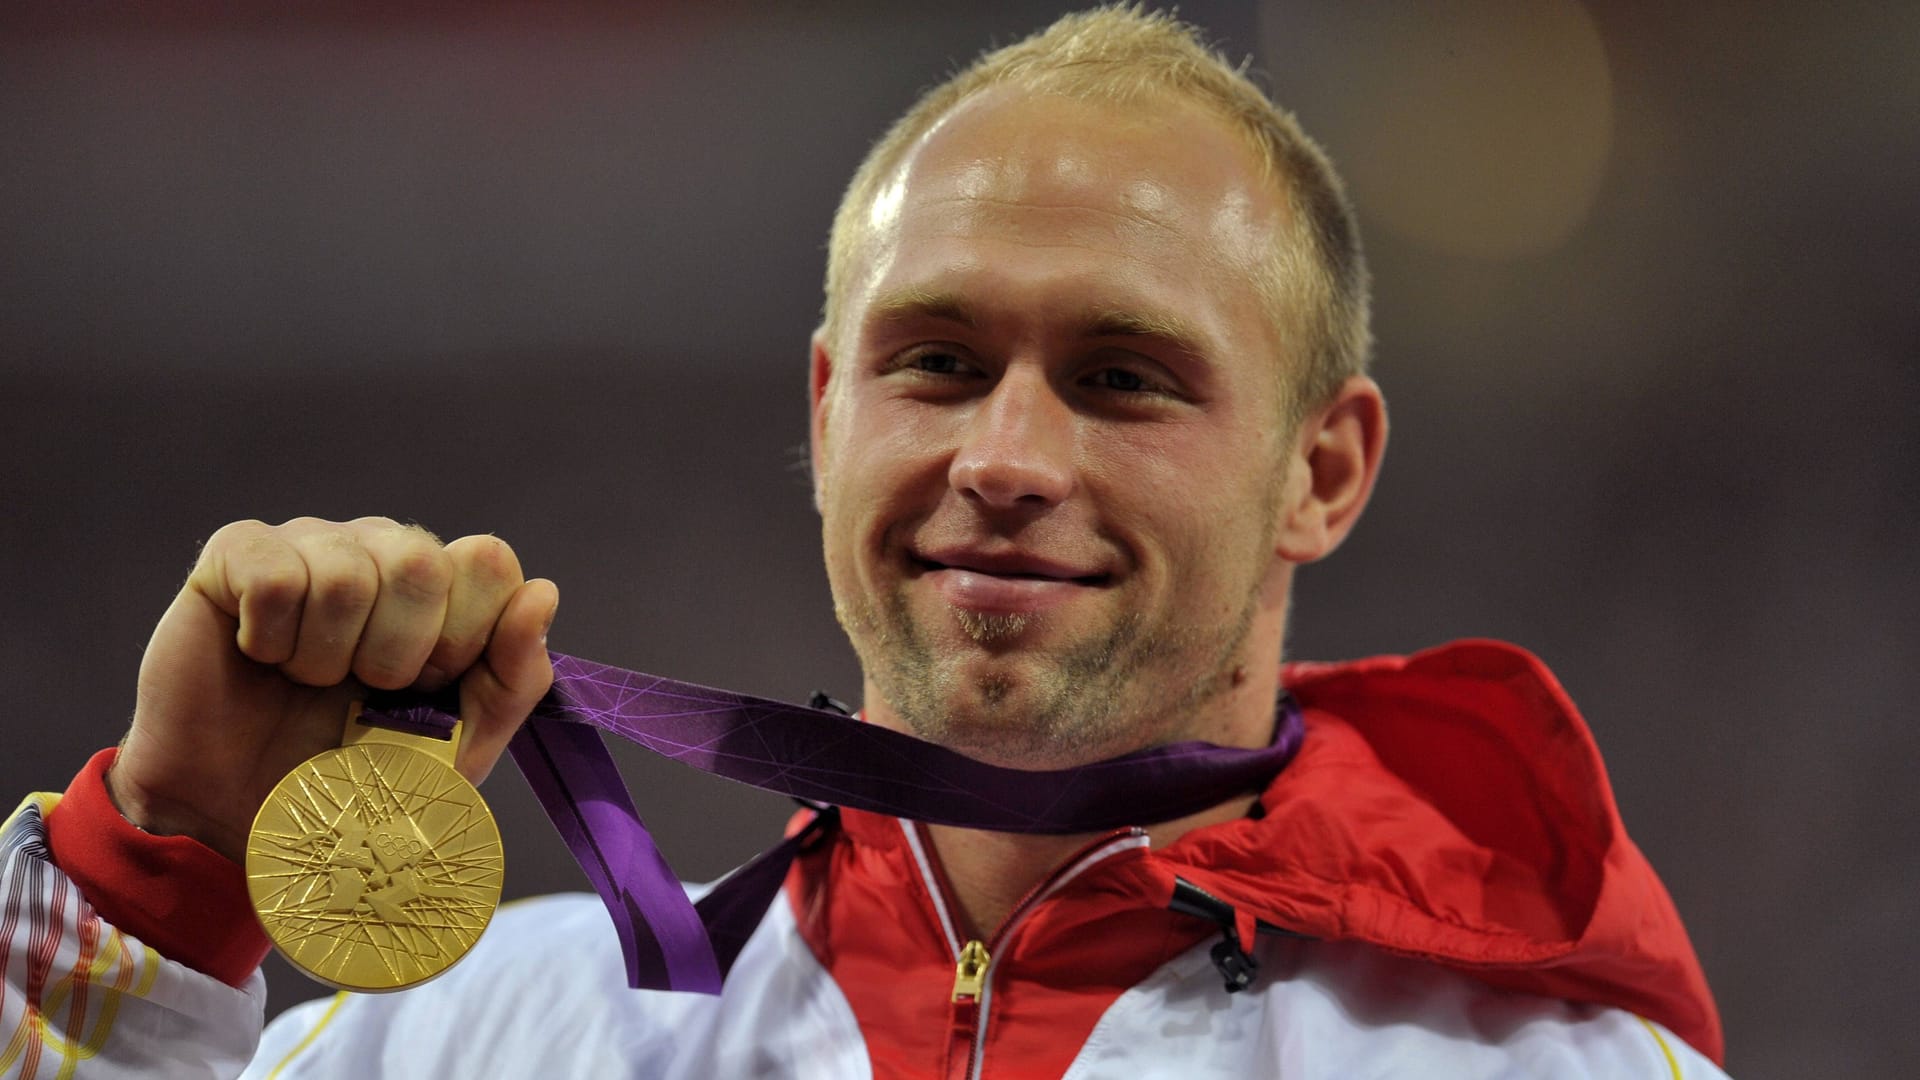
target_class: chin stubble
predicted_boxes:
[953,610,1031,643]
[836,584,1258,766]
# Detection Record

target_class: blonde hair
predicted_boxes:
[822,4,1371,418]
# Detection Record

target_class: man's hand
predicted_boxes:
[111,517,559,863]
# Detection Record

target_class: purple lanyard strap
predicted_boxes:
[360,652,1305,995]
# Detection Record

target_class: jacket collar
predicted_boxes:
[1161,640,1723,1065]
[825,640,1724,1065]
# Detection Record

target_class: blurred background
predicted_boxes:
[2,2,1913,1075]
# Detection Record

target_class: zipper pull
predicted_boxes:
[951,939,990,1002]
[1168,876,1260,993]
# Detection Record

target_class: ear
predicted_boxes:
[808,327,835,513]
[1273,375,1388,564]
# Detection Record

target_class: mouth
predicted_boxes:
[908,548,1112,617]
[908,553,1110,586]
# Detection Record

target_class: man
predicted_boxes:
[1,8,1729,1077]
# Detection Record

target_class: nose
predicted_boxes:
[948,366,1075,510]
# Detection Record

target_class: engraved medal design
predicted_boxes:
[246,714,503,992]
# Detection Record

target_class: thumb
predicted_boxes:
[456,578,559,784]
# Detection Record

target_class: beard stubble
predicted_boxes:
[836,570,1262,768]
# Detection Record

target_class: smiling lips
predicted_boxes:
[912,549,1110,615]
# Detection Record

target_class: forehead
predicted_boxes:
[852,87,1289,342]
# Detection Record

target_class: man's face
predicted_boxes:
[814,87,1301,766]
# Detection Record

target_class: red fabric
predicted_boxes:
[1227,640,1720,1062]
[43,748,270,988]
[790,639,1725,1071]
[789,811,1209,1080]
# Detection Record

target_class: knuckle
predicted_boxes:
[208,518,268,547]
[199,519,266,569]
[384,545,454,605]
[240,530,296,566]
[452,534,523,589]
[311,566,377,613]
[249,564,307,609]
[278,515,333,532]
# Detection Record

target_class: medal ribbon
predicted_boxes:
[361,652,1305,995]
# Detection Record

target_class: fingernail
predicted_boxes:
[541,602,557,645]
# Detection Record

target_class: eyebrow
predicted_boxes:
[866,288,1210,357]
[1081,308,1209,359]
[867,288,979,329]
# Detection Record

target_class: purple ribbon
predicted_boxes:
[361,652,1304,994]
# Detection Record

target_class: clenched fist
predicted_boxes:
[111,517,559,862]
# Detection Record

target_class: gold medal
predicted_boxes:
[245,706,504,992]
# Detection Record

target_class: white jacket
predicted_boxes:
[3,643,1733,1077]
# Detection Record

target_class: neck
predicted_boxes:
[919,655,1287,939]
[864,573,1295,939]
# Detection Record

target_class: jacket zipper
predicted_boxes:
[903,822,1150,1080]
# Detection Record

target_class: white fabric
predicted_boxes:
[0,796,266,1080]
[4,800,1730,1078]
[1069,933,1725,1079]
[243,894,867,1080]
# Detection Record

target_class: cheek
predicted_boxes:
[1093,425,1284,569]
[840,392,960,485]
[818,394,952,543]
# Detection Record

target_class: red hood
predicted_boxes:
[1155,639,1724,1064]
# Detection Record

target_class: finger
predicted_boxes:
[455,578,558,784]
[280,522,381,687]
[348,520,454,691]
[191,520,309,666]
[420,534,525,691]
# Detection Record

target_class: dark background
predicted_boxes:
[3,3,1913,1076]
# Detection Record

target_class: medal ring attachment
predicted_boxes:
[245,715,504,992]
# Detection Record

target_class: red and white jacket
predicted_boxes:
[1,641,1730,1077]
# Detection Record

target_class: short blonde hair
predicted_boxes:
[822,4,1371,418]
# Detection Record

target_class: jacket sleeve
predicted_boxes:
[2,777,269,1078]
